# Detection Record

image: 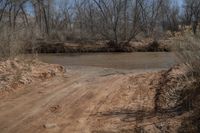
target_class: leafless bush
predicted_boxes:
[175,32,200,132]
[175,33,200,106]
[177,32,200,76]
[0,25,37,60]
[0,26,23,59]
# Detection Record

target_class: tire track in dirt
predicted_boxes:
[0,68,160,133]
[0,66,126,133]
[0,72,92,132]
[10,74,126,133]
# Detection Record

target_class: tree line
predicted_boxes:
[0,0,199,49]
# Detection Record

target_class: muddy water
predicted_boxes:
[38,52,178,70]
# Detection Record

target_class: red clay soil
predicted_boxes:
[0,58,65,96]
[0,60,197,133]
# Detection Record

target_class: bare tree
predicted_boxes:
[88,0,143,48]
[183,0,200,34]
[1,0,199,57]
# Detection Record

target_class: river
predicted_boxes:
[38,52,178,71]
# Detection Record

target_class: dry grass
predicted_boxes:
[174,32,200,132]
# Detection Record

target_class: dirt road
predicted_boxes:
[0,67,180,133]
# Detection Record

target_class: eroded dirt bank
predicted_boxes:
[26,39,171,53]
[0,60,198,133]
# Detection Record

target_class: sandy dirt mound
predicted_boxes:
[0,58,65,96]
[88,72,186,133]
[154,64,200,132]
[155,64,198,111]
[88,65,199,132]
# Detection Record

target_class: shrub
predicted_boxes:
[0,25,36,60]
[176,32,200,132]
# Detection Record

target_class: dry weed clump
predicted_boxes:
[156,32,200,108]
[176,33,200,133]
[155,64,198,111]
[154,32,200,132]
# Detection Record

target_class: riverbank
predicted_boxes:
[26,38,171,53]
[0,58,198,132]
